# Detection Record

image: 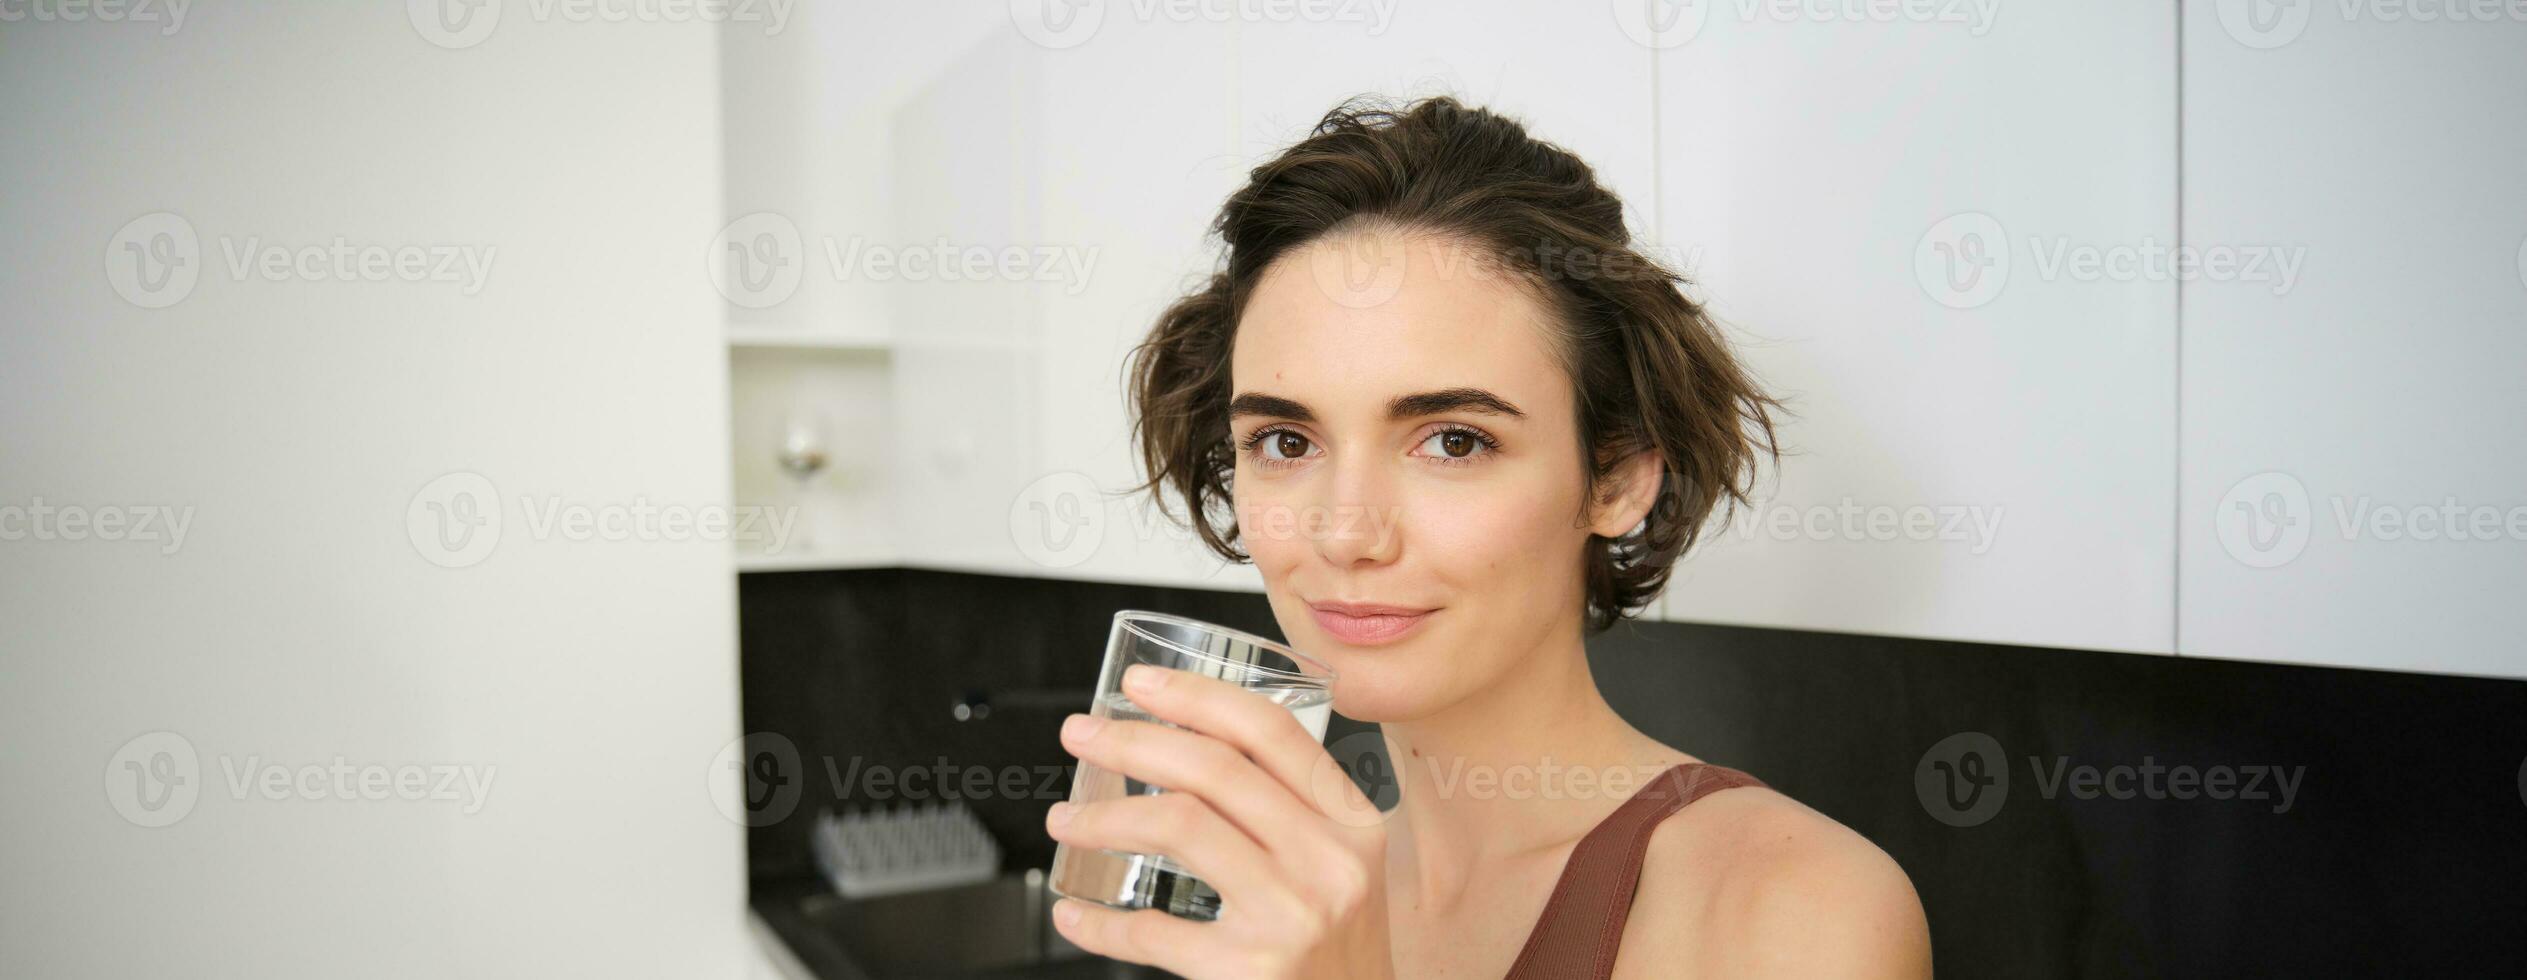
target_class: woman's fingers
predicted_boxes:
[1062,711,1337,861]
[1112,664,1382,827]
[1050,899,1225,980]
[1046,793,1302,925]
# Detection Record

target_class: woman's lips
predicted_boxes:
[1308,605,1435,645]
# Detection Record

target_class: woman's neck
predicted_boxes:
[1376,626,1681,914]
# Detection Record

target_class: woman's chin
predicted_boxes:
[1325,662,1449,725]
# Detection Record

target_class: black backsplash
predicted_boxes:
[739,567,2527,977]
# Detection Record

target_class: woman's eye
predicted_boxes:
[1255,429,1313,461]
[1415,427,1497,462]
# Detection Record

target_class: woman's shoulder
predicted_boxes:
[1612,768,1932,979]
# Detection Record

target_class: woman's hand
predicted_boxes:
[1047,663,1393,980]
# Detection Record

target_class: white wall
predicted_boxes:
[1652,5,2179,654]
[0,7,752,977]
[2178,4,2527,676]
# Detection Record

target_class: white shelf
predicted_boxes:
[726,326,892,350]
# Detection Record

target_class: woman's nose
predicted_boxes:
[1307,459,1401,568]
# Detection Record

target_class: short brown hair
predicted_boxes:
[1126,95,1779,633]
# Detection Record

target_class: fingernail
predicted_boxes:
[1046,801,1074,831]
[1061,713,1103,742]
[1052,899,1082,930]
[1124,664,1165,693]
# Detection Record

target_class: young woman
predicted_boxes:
[1043,96,1932,979]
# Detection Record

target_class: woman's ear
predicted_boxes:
[1587,449,1666,539]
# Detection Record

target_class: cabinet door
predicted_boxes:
[1652,8,2180,651]
[882,16,1259,586]
[2178,8,2527,676]
[1235,2,1659,254]
[888,29,1054,575]
[1019,16,1257,590]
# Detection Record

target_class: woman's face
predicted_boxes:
[1229,226,1655,723]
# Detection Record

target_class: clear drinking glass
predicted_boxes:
[1047,610,1336,921]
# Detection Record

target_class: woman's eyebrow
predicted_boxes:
[1388,387,1525,420]
[1228,392,1315,423]
[1227,387,1526,424]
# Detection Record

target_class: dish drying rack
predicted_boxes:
[809,800,1002,899]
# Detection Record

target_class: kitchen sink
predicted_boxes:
[753,871,1172,980]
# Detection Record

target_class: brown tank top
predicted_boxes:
[1499,762,1766,980]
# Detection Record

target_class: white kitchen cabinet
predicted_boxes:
[723,7,1254,586]
[721,5,903,573]
[878,19,1262,585]
[1649,7,2180,652]
[1233,3,1661,238]
[1017,15,1260,591]
[2177,7,2527,677]
[887,29,1056,576]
